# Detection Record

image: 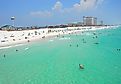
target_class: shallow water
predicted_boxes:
[0,27,121,84]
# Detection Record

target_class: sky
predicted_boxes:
[0,0,121,26]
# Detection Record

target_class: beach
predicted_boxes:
[0,0,121,83]
[0,26,121,84]
[0,26,116,48]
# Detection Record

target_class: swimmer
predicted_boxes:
[77,44,79,47]
[16,49,18,51]
[94,42,99,44]
[79,64,84,69]
[3,54,6,58]
[119,49,121,51]
[70,44,72,47]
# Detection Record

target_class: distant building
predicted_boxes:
[83,16,97,26]
[1,25,16,31]
[68,22,79,27]
[100,21,103,25]
[76,22,84,26]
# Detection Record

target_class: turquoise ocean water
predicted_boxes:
[0,27,121,84]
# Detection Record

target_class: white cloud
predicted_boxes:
[52,1,63,11]
[73,0,104,11]
[97,0,104,5]
[30,1,63,17]
[30,0,104,17]
[30,11,52,18]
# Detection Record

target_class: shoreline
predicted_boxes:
[0,26,118,49]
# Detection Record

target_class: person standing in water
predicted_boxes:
[3,54,6,58]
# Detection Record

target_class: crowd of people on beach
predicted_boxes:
[1,26,115,47]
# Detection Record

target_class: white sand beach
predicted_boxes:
[0,26,117,48]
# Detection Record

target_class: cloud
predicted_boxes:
[73,0,104,11]
[30,0,104,17]
[30,1,63,18]
[52,1,63,11]
[30,11,52,18]
[97,0,104,5]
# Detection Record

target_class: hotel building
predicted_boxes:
[83,16,97,26]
